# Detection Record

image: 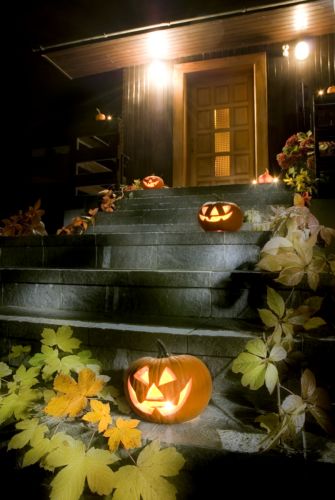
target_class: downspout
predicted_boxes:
[32,0,319,54]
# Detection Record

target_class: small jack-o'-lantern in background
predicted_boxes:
[124,340,212,424]
[198,201,243,232]
[258,169,274,184]
[141,175,164,189]
[95,108,106,121]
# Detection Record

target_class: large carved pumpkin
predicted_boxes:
[198,201,243,232]
[124,341,212,424]
[141,175,164,189]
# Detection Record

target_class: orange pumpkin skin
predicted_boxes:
[326,85,335,94]
[124,350,212,424]
[141,175,164,189]
[198,201,243,232]
[95,112,106,121]
[258,169,274,184]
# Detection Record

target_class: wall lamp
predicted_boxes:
[282,41,310,60]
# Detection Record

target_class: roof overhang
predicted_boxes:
[39,0,335,79]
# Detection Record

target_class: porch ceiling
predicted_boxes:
[42,0,335,79]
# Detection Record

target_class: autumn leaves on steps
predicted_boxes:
[1,326,186,500]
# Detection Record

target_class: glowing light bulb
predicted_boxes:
[295,41,310,61]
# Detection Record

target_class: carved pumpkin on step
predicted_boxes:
[124,340,212,424]
[141,175,164,189]
[198,201,243,232]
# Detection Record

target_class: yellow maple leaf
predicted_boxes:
[104,418,141,452]
[45,438,119,500]
[82,400,112,433]
[44,368,105,417]
[112,440,185,500]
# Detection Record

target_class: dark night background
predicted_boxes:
[3,1,332,223]
[3,1,285,212]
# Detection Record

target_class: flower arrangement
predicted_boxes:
[276,130,317,196]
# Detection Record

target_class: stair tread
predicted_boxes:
[0,305,261,334]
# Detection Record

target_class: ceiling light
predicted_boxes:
[147,31,169,59]
[293,5,308,31]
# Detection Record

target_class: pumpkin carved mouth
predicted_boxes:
[127,378,192,416]
[198,204,233,223]
[198,212,233,222]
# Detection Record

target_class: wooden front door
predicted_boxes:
[187,68,255,186]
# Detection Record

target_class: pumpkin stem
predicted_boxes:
[156,339,170,358]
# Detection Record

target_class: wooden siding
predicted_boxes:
[123,66,173,184]
[123,33,334,184]
[45,0,334,79]
[267,33,335,173]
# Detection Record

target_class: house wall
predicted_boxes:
[123,33,334,185]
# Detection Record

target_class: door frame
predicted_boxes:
[172,52,268,187]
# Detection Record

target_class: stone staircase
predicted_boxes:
[0,184,292,347]
[1,183,334,484]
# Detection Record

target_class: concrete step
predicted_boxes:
[64,183,292,228]
[117,186,292,210]
[0,231,270,269]
[0,268,264,321]
[1,267,332,322]
[1,306,333,497]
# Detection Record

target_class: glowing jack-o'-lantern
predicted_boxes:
[124,340,212,424]
[198,201,243,232]
[141,175,164,189]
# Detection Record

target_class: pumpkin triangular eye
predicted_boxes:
[158,367,177,386]
[211,207,219,216]
[201,205,208,215]
[223,205,231,214]
[134,366,150,385]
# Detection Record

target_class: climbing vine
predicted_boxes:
[232,197,335,454]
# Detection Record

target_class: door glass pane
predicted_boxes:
[215,155,230,176]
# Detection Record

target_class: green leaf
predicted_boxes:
[113,440,185,500]
[77,350,101,369]
[8,345,31,360]
[232,353,260,374]
[267,287,285,318]
[0,362,12,387]
[7,365,40,392]
[275,266,304,287]
[41,326,81,353]
[241,364,267,390]
[257,254,282,272]
[304,296,323,314]
[271,324,283,345]
[306,270,319,291]
[8,418,48,450]
[255,413,280,433]
[264,363,278,394]
[258,309,278,328]
[245,338,267,358]
[22,437,52,467]
[0,389,41,424]
[303,316,326,330]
